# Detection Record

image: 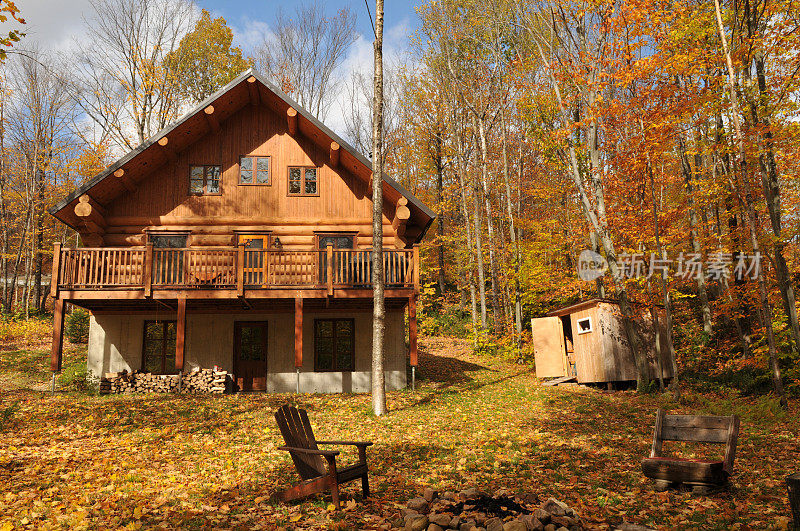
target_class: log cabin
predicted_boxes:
[48,69,435,393]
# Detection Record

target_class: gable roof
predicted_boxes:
[50,68,435,241]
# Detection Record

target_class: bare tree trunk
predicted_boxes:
[677,122,713,338]
[434,132,446,295]
[476,116,501,330]
[500,109,523,347]
[452,112,479,336]
[714,0,787,408]
[647,159,679,398]
[0,88,7,312]
[33,165,45,312]
[371,0,387,416]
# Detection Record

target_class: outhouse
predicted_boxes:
[531,298,673,384]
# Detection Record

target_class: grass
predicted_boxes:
[0,327,798,529]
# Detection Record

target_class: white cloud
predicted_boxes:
[0,0,92,52]
[229,17,275,56]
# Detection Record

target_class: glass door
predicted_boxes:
[238,234,268,286]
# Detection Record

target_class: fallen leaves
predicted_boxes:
[0,336,798,529]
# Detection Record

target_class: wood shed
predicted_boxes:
[531,299,673,385]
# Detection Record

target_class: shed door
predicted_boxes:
[531,317,567,378]
[234,321,268,391]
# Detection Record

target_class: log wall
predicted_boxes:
[100,104,402,250]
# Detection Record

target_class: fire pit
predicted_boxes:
[387,487,585,531]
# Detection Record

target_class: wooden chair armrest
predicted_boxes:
[278,445,340,457]
[316,440,373,447]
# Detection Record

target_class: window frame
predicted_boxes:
[141,320,177,374]
[189,164,222,196]
[287,165,320,197]
[238,155,272,186]
[576,316,593,334]
[315,232,356,250]
[314,318,355,372]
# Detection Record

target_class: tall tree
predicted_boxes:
[165,9,253,105]
[72,0,196,151]
[371,0,387,416]
[255,1,356,120]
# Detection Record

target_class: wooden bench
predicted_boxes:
[641,409,740,493]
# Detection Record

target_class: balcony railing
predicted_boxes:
[51,244,419,295]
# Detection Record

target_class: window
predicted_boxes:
[577,316,593,334]
[149,233,188,248]
[317,234,355,250]
[317,234,355,284]
[142,321,177,374]
[189,165,221,195]
[239,156,270,185]
[314,319,354,372]
[288,166,318,196]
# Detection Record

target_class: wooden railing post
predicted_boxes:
[144,243,153,297]
[413,244,420,293]
[326,244,333,296]
[237,244,245,297]
[50,242,62,299]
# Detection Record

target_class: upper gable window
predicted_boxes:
[288,166,318,196]
[189,165,221,195]
[239,156,271,185]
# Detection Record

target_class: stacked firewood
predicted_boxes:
[181,368,229,394]
[99,367,231,394]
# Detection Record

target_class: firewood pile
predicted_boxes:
[99,367,231,394]
[387,487,586,531]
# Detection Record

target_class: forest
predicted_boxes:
[3,0,799,401]
[1,0,800,528]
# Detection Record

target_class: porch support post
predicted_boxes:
[176,296,186,373]
[50,242,61,299]
[50,298,65,388]
[294,297,303,393]
[408,294,418,391]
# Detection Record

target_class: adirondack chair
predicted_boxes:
[274,404,372,509]
[641,409,740,493]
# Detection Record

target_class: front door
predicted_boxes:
[233,321,268,391]
[239,234,268,286]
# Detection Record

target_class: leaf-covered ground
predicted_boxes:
[0,334,798,530]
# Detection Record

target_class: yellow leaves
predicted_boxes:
[326,503,337,512]
[0,523,13,531]
[133,507,142,519]
[289,513,302,522]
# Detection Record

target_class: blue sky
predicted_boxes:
[199,0,421,43]
[3,0,423,137]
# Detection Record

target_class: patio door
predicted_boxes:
[233,321,268,391]
[239,234,268,286]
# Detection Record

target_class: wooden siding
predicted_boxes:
[569,306,607,383]
[102,104,399,249]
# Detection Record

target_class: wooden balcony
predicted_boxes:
[50,244,419,301]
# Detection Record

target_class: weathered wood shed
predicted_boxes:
[531,299,673,384]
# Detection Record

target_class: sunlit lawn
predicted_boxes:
[0,330,797,529]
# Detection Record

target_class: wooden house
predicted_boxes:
[531,299,673,385]
[48,69,435,393]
